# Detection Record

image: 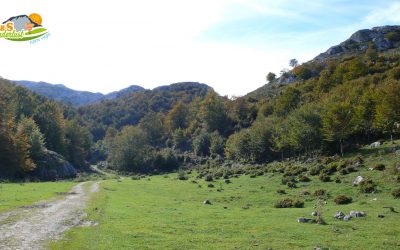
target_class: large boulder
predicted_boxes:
[32,150,77,181]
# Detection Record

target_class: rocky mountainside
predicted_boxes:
[314,25,400,61]
[246,25,400,99]
[13,81,144,106]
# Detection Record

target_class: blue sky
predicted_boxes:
[0,0,400,96]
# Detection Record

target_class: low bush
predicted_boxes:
[313,189,327,197]
[319,173,331,182]
[373,164,386,171]
[281,176,296,185]
[359,179,377,193]
[334,176,342,183]
[276,189,286,195]
[287,182,297,188]
[392,188,400,198]
[334,195,353,204]
[131,175,141,180]
[322,164,338,175]
[274,198,304,208]
[298,175,311,182]
[205,175,213,182]
[177,170,188,180]
[309,165,324,176]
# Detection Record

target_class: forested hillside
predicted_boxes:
[0,78,91,179]
[85,26,400,174]
[1,26,400,178]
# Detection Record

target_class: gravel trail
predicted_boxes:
[0,181,99,250]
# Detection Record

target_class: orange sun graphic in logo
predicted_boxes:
[29,13,42,25]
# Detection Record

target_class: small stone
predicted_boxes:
[343,215,351,221]
[349,211,366,218]
[311,212,320,217]
[298,218,312,223]
[334,211,345,219]
[353,176,364,186]
[370,141,381,148]
[203,199,212,205]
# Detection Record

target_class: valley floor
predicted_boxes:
[1,141,400,250]
[53,163,400,249]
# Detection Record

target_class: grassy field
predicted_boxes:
[51,142,400,250]
[0,181,76,213]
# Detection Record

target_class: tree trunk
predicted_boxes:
[340,139,344,157]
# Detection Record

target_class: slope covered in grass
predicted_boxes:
[52,141,400,249]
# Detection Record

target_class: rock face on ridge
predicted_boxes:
[315,25,400,61]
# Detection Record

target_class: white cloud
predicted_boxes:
[363,2,400,25]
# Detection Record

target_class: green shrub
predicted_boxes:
[309,165,324,176]
[392,188,400,199]
[334,195,352,205]
[131,175,141,180]
[298,175,311,182]
[276,189,286,195]
[293,200,304,208]
[334,176,342,183]
[287,182,297,188]
[205,175,213,182]
[359,180,377,193]
[177,170,188,180]
[322,164,337,175]
[373,164,385,171]
[319,173,331,182]
[274,198,304,208]
[281,176,296,185]
[207,183,215,188]
[313,189,327,197]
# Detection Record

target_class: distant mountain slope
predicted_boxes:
[78,82,212,140]
[13,81,144,106]
[246,25,400,99]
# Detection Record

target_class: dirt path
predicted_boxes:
[0,181,100,250]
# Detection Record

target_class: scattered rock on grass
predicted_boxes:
[298,217,313,223]
[349,211,366,217]
[203,200,212,205]
[311,212,320,217]
[334,211,345,219]
[353,176,364,186]
[343,215,351,221]
[370,141,381,148]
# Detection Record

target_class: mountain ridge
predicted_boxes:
[13,80,145,106]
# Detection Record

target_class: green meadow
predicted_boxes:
[0,181,75,213]
[51,142,400,250]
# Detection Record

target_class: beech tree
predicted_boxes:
[322,101,356,156]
